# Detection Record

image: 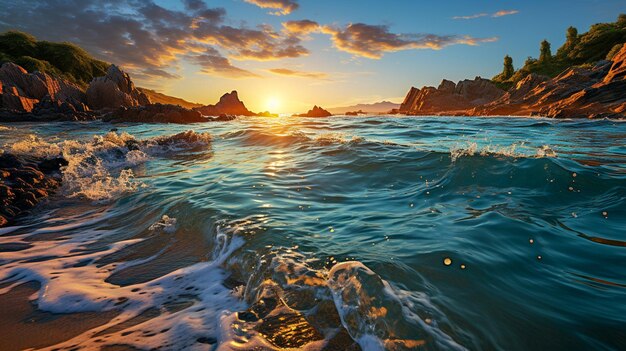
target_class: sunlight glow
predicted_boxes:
[265,96,281,112]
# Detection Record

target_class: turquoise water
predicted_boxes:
[0,116,625,350]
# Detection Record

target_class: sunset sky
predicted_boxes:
[0,0,623,113]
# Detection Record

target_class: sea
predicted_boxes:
[0,116,624,351]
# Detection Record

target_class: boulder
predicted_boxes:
[194,90,256,116]
[86,64,150,110]
[0,152,64,227]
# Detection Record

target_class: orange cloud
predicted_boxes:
[0,0,309,80]
[243,0,299,15]
[268,68,329,79]
[282,20,320,35]
[492,10,519,17]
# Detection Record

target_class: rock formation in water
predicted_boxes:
[194,90,256,116]
[86,64,150,110]
[0,152,67,227]
[398,77,505,115]
[293,105,332,117]
[345,110,365,116]
[104,103,207,123]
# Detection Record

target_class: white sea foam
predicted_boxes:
[449,142,557,162]
[0,214,245,351]
[5,130,212,201]
[148,215,178,233]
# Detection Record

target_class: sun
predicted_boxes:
[265,96,281,112]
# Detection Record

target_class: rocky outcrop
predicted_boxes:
[293,105,332,117]
[86,65,150,110]
[472,46,626,118]
[399,77,505,115]
[399,44,626,118]
[194,90,256,116]
[0,62,86,114]
[103,103,207,123]
[0,152,67,227]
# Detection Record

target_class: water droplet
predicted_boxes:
[443,258,452,266]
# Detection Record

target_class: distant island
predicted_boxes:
[397,14,626,118]
[327,101,399,115]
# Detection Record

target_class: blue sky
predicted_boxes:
[1,0,624,112]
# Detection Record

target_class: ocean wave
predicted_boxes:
[5,130,212,201]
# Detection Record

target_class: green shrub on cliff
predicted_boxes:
[606,43,624,60]
[496,14,626,87]
[0,31,109,87]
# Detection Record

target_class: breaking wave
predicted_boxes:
[6,130,212,201]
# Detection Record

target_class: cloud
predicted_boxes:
[140,68,182,80]
[189,48,260,78]
[0,0,308,81]
[454,9,519,20]
[452,13,488,20]
[282,20,320,35]
[243,0,299,15]
[492,10,519,17]
[321,23,497,59]
[268,68,328,79]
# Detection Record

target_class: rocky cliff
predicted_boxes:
[0,62,154,121]
[398,44,626,118]
[86,65,150,110]
[471,44,626,118]
[399,77,505,115]
[194,90,256,116]
[0,62,86,114]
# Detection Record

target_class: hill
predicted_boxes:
[0,31,109,87]
[137,88,202,109]
[327,101,399,115]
